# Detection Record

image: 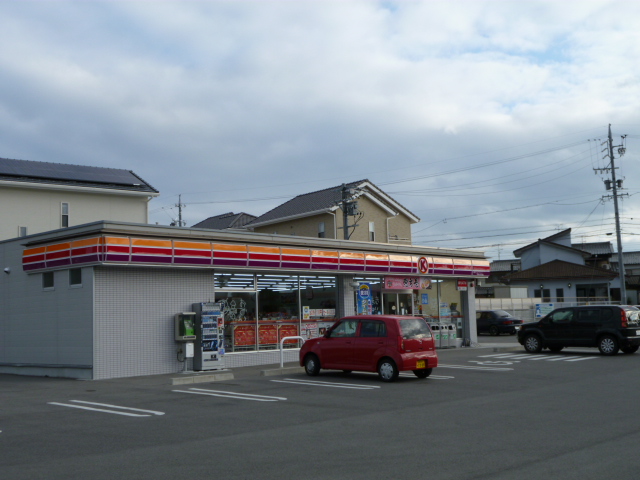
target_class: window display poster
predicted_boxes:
[259,324,278,345]
[302,322,319,339]
[357,283,372,315]
[279,324,299,344]
[303,306,310,320]
[233,325,256,347]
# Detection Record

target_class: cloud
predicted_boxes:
[0,1,639,257]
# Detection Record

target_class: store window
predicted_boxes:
[43,271,54,290]
[417,279,463,336]
[215,273,337,353]
[69,268,82,286]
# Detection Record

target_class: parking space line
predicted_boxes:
[565,356,599,362]
[173,388,287,402]
[271,378,380,390]
[478,354,529,359]
[439,364,513,371]
[47,402,152,417]
[526,355,565,361]
[69,400,165,415]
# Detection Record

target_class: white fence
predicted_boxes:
[476,297,616,322]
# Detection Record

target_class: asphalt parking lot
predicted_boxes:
[3,339,640,480]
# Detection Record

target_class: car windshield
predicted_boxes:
[399,318,432,339]
[494,310,513,318]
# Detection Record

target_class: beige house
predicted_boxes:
[0,157,159,240]
[245,180,419,244]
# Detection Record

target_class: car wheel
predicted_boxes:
[489,325,500,336]
[304,354,321,376]
[598,335,619,356]
[621,345,639,354]
[377,358,399,382]
[413,368,433,379]
[524,334,542,353]
[548,345,564,353]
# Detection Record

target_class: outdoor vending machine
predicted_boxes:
[192,302,225,371]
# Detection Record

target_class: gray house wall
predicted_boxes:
[539,243,584,266]
[0,238,94,378]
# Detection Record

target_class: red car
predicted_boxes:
[299,315,438,382]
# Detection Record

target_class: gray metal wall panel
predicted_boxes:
[0,238,93,374]
[93,267,215,379]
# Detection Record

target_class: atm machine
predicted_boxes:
[192,302,225,371]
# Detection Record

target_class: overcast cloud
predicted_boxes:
[2,0,640,260]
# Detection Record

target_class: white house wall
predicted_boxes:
[0,186,150,240]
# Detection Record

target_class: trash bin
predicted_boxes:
[447,323,457,348]
[440,322,449,349]
[428,322,441,349]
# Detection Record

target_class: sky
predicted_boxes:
[2,0,640,261]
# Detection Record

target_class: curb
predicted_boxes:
[171,370,234,385]
[260,366,305,377]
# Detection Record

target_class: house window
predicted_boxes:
[69,268,82,286]
[556,288,564,302]
[43,271,54,290]
[534,289,551,302]
[18,226,27,237]
[318,222,325,238]
[61,202,69,228]
[369,222,375,242]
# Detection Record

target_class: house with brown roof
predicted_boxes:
[502,229,622,303]
[197,180,420,245]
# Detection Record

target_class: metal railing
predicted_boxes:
[279,336,305,368]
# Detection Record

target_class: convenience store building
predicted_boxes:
[0,221,489,380]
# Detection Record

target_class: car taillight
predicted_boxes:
[397,336,406,353]
[621,310,628,328]
[503,320,513,325]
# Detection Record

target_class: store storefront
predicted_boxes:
[0,221,489,379]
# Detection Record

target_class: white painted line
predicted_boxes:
[271,379,379,390]
[478,354,529,359]
[547,357,577,361]
[438,364,513,371]
[70,400,165,415]
[47,402,151,417]
[173,388,287,402]
[398,374,454,379]
[565,356,599,362]
[526,356,565,361]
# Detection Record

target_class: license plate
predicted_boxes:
[636,330,640,336]
[416,360,426,369]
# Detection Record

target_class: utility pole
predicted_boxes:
[595,124,628,303]
[339,184,362,240]
[175,194,186,227]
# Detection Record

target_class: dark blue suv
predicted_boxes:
[517,305,640,355]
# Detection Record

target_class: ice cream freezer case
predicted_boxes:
[192,302,225,371]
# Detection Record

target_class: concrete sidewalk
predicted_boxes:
[169,342,521,385]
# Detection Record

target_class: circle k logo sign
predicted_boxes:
[418,256,429,274]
